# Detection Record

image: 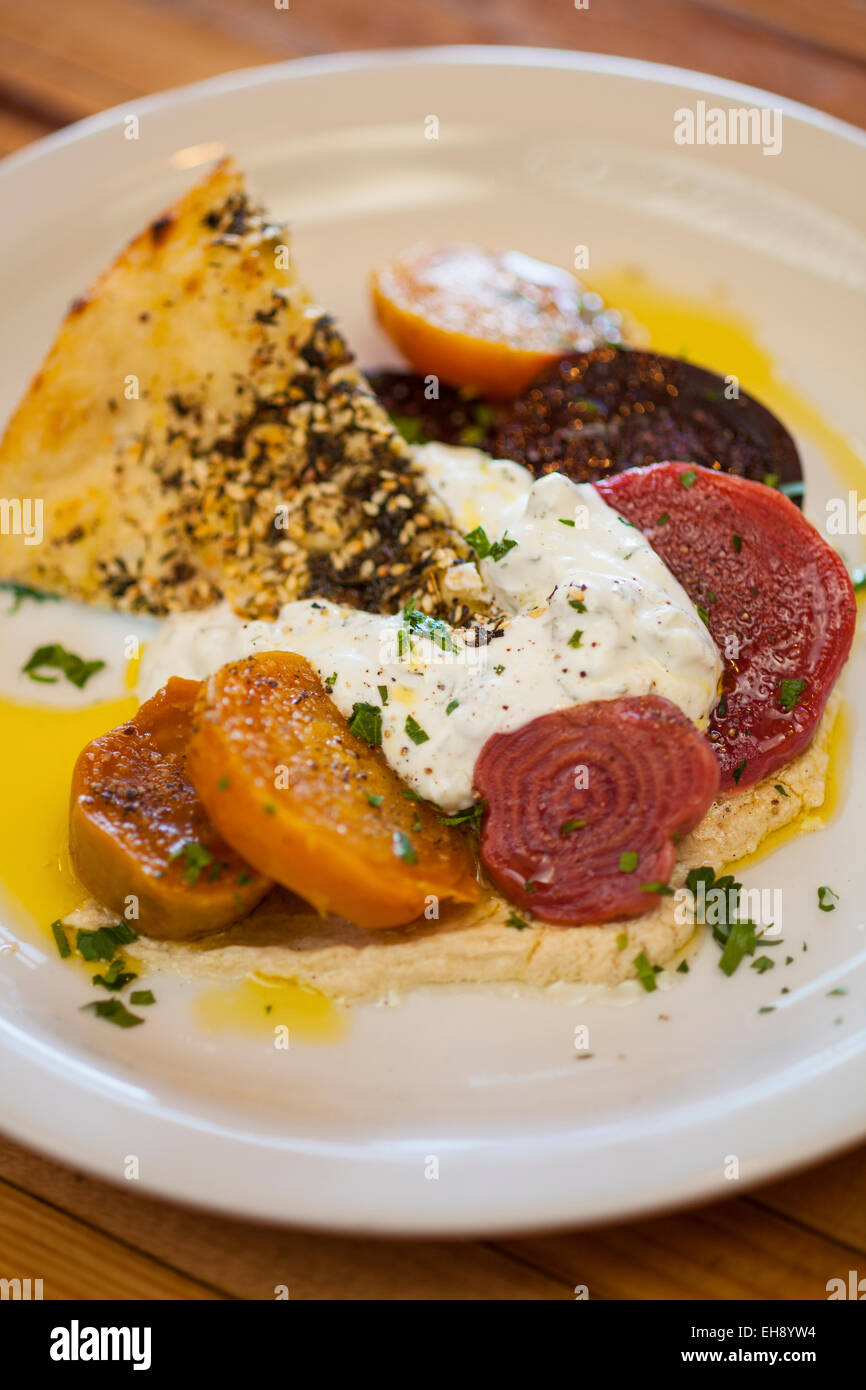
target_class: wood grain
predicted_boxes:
[0,0,864,1301]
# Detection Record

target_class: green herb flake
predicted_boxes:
[619,850,638,873]
[633,951,658,992]
[76,923,138,962]
[696,604,709,627]
[560,819,587,836]
[0,581,60,615]
[405,714,429,745]
[758,1005,776,1015]
[391,415,429,446]
[640,881,674,896]
[774,784,789,798]
[676,960,690,974]
[130,990,155,1006]
[81,998,144,1028]
[616,932,628,952]
[22,643,106,690]
[716,691,727,718]
[436,801,484,827]
[493,664,505,676]
[719,919,757,977]
[657,513,671,526]
[567,628,584,649]
[401,603,458,654]
[445,699,459,715]
[680,469,697,490]
[392,831,417,864]
[92,958,137,991]
[366,793,384,808]
[216,776,230,791]
[506,911,530,931]
[169,841,214,885]
[377,684,389,706]
[778,678,807,712]
[732,533,743,553]
[325,672,337,688]
[401,787,421,801]
[732,759,747,784]
[463,524,518,563]
[569,596,587,613]
[558,518,576,527]
[818,885,839,913]
[51,920,71,958]
[751,955,775,974]
[348,701,382,745]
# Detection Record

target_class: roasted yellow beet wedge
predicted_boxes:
[186,652,481,928]
[70,678,271,939]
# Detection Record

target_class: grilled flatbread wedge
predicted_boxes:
[0,159,462,618]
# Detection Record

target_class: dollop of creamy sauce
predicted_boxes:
[139,445,721,811]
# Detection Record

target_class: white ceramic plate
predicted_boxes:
[1,48,864,1235]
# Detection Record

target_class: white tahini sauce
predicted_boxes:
[139,444,722,811]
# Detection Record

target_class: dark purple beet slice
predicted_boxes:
[494,348,804,505]
[365,369,501,451]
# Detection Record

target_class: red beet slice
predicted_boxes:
[494,348,804,503]
[595,463,856,791]
[474,696,720,925]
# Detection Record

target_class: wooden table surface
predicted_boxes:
[1,0,864,1301]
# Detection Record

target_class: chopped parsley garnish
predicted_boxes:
[774,784,789,798]
[619,850,638,873]
[751,955,775,974]
[732,533,743,553]
[404,715,429,745]
[696,604,709,627]
[616,932,628,951]
[401,787,421,801]
[676,960,690,974]
[325,672,337,688]
[237,869,254,885]
[0,581,60,614]
[763,472,779,489]
[80,998,144,1028]
[569,596,587,613]
[22,643,105,689]
[130,990,155,1006]
[401,603,458,653]
[568,629,583,649]
[377,684,389,705]
[391,415,429,446]
[51,920,71,958]
[633,951,659,992]
[758,1005,776,1015]
[169,841,216,884]
[680,469,697,489]
[558,518,576,527]
[464,524,518,563]
[640,881,674,895]
[445,699,459,715]
[818,885,839,912]
[392,830,416,864]
[76,923,138,962]
[560,819,587,836]
[348,701,382,745]
[493,664,505,675]
[92,958,137,991]
[366,793,384,808]
[732,759,747,784]
[657,513,670,525]
[506,911,530,931]
[719,919,757,976]
[778,678,807,712]
[436,801,484,827]
[716,692,727,718]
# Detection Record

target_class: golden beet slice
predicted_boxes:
[70,677,271,940]
[371,243,617,398]
[186,652,480,928]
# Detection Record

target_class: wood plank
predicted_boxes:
[692,0,866,63]
[0,1178,223,1300]
[0,1136,571,1299]
[495,1197,855,1299]
[755,1144,866,1255]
